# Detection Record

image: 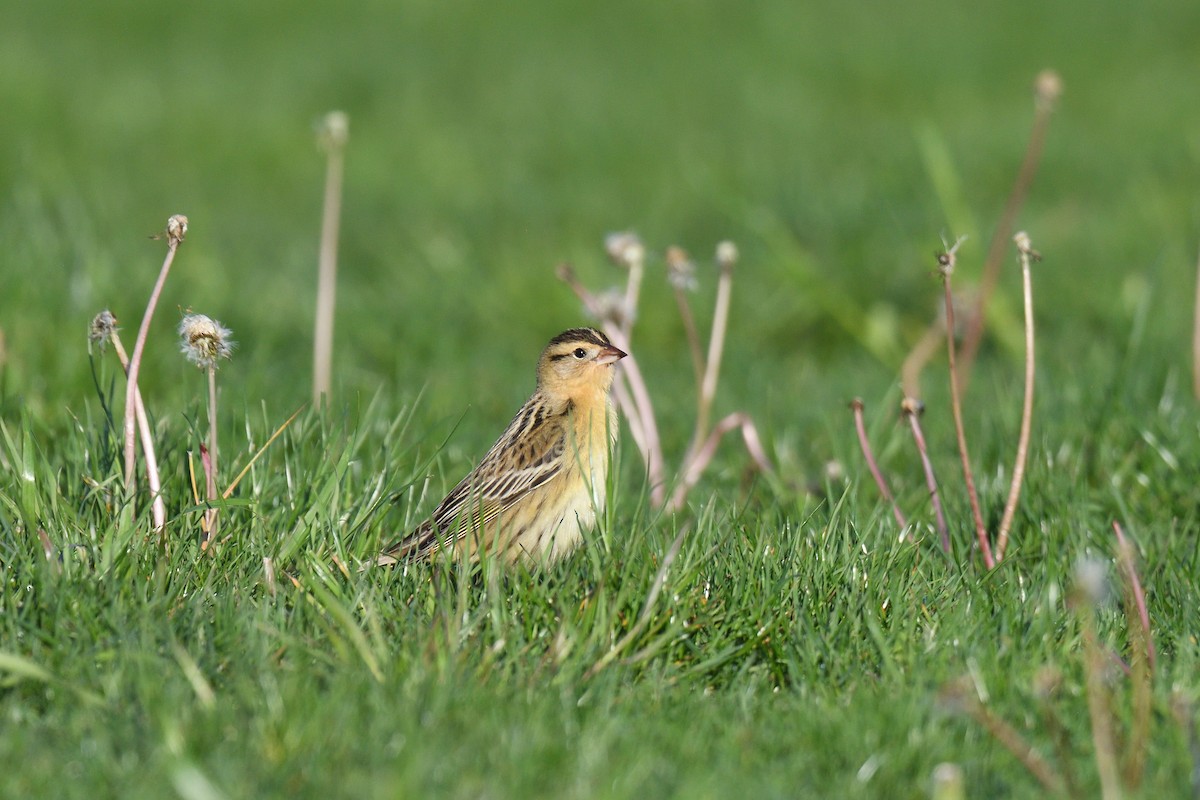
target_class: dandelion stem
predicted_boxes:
[668,412,772,513]
[900,323,944,404]
[1081,608,1123,800]
[204,366,220,540]
[959,70,1060,384]
[1111,521,1155,669]
[1113,521,1154,790]
[558,262,666,505]
[110,332,166,533]
[1123,607,1152,791]
[612,376,649,466]
[939,242,994,568]
[604,325,666,506]
[1039,700,1083,800]
[672,286,705,389]
[902,398,949,552]
[964,699,1066,795]
[665,246,705,389]
[995,233,1038,561]
[691,250,734,453]
[124,215,187,515]
[851,399,907,530]
[178,312,234,544]
[621,254,644,343]
[313,112,348,405]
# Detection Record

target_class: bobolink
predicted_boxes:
[377,327,626,566]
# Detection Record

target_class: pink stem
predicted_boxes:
[995,238,1037,561]
[691,263,733,451]
[959,71,1059,385]
[667,412,772,512]
[941,263,994,568]
[203,367,219,541]
[1112,521,1156,670]
[559,264,666,505]
[111,334,166,532]
[903,401,950,553]
[124,217,185,515]
[851,399,907,530]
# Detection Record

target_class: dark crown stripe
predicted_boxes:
[547,327,611,349]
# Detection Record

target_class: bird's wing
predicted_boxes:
[378,402,568,562]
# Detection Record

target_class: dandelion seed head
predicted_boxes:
[604,231,644,270]
[1035,70,1063,108]
[1013,231,1042,262]
[592,287,634,327]
[1073,557,1111,607]
[179,313,235,369]
[822,460,846,483]
[715,240,739,271]
[89,310,118,347]
[900,397,924,417]
[931,763,964,797]
[665,246,697,292]
[166,214,188,246]
[318,110,350,150]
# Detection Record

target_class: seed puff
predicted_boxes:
[378,327,626,566]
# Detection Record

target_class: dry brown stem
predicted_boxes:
[124,215,187,516]
[668,412,772,513]
[901,398,949,552]
[995,232,1039,561]
[938,240,994,568]
[313,112,348,405]
[851,399,907,530]
[959,70,1061,383]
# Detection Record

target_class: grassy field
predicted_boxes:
[3,0,1200,797]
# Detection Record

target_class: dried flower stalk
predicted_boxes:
[313,111,348,404]
[123,215,187,516]
[901,398,949,551]
[179,313,235,542]
[995,232,1039,561]
[937,240,994,568]
[91,311,166,532]
[850,399,907,530]
[959,70,1061,383]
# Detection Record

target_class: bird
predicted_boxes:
[376,327,627,567]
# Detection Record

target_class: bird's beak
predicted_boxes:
[595,344,627,365]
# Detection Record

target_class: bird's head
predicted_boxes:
[537,327,627,397]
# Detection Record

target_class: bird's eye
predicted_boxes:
[573,347,588,359]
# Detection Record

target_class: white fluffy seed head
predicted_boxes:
[1035,70,1063,108]
[665,246,697,291]
[715,240,739,271]
[1073,557,1111,607]
[604,231,645,270]
[178,314,235,369]
[319,111,350,150]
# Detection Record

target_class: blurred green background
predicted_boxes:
[4,2,1200,796]
[4,0,1198,453]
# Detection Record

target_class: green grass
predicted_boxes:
[3,0,1200,797]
